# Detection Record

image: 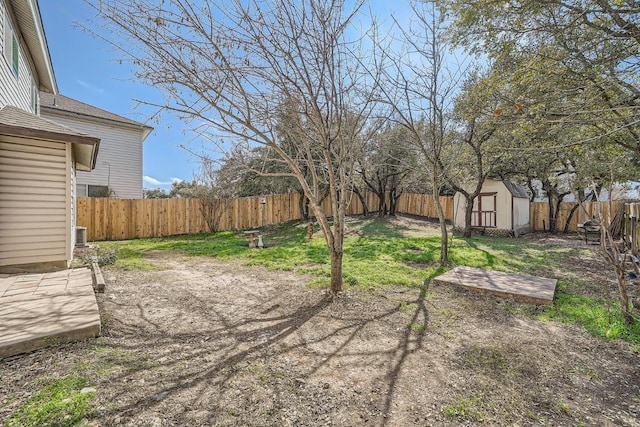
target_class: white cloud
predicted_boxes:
[77,80,105,93]
[143,175,172,187]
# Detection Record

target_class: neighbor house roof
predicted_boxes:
[503,181,529,199]
[40,92,154,141]
[8,0,57,93]
[0,106,100,171]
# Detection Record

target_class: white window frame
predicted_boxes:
[3,5,18,79]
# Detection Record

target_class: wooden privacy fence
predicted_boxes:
[77,194,301,241]
[77,191,631,241]
[624,203,640,253]
[396,193,454,220]
[77,192,453,241]
[529,201,625,233]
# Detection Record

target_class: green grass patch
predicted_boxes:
[538,283,640,346]
[443,395,487,422]
[93,218,640,346]
[5,376,95,427]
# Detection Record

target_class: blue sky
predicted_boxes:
[40,1,199,190]
[38,1,411,191]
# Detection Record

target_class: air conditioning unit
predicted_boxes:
[76,226,88,247]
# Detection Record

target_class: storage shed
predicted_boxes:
[0,106,100,272]
[453,179,530,236]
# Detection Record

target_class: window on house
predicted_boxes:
[3,10,18,78]
[88,185,111,198]
[76,184,88,197]
[31,79,38,113]
[10,31,17,77]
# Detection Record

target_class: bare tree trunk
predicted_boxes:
[329,249,343,293]
[615,268,634,324]
[463,195,474,238]
[547,199,557,233]
[353,188,369,217]
[600,225,635,324]
[298,190,310,221]
[377,191,385,217]
[389,189,402,216]
[563,203,580,234]
[433,173,448,264]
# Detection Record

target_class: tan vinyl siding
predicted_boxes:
[0,137,68,267]
[0,0,36,112]
[39,112,144,198]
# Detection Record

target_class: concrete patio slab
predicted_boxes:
[0,268,101,358]
[433,266,557,305]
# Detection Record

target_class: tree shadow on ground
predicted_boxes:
[87,261,442,426]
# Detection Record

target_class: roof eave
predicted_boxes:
[0,123,100,170]
[141,125,153,141]
[13,0,57,93]
[41,105,154,140]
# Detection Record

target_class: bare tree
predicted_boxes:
[445,68,504,237]
[91,0,382,293]
[373,2,466,264]
[583,174,638,325]
[357,123,417,217]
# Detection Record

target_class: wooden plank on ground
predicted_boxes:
[432,266,557,305]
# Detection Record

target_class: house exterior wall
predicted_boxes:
[0,136,69,269]
[39,111,144,199]
[0,0,38,113]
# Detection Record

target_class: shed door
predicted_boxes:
[472,193,497,228]
[0,138,68,267]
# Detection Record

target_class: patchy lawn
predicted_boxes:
[1,217,639,426]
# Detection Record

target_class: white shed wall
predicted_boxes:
[488,182,513,230]
[0,137,69,267]
[39,112,144,199]
[453,192,465,229]
[453,180,531,233]
[512,196,530,231]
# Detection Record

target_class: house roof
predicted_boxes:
[39,92,154,141]
[0,106,100,171]
[503,180,529,199]
[8,0,57,93]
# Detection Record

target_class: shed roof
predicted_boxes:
[40,92,153,140]
[503,181,529,199]
[0,106,100,171]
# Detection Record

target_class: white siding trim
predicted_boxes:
[65,141,72,262]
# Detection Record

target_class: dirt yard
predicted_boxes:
[1,225,639,426]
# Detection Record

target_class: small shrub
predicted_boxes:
[81,247,118,266]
